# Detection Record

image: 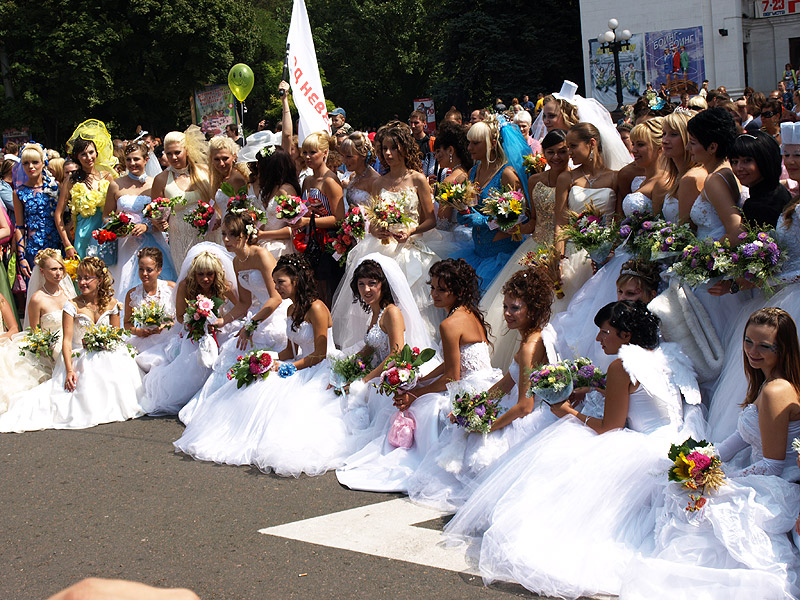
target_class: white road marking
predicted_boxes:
[259,498,478,575]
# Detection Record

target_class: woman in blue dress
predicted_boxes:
[12,143,61,281]
[452,115,532,293]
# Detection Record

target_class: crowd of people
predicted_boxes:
[3,75,800,598]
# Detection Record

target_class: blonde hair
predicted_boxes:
[164,126,211,201]
[20,143,46,164]
[208,136,250,197]
[302,131,332,154]
[186,251,227,300]
[78,257,114,310]
[48,158,65,183]
[630,117,663,149]
[467,118,506,165]
[339,132,373,162]
[35,248,65,269]
[687,96,708,110]
[662,111,698,195]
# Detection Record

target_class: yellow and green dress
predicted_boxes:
[70,179,110,258]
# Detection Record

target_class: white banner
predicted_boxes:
[287,0,330,143]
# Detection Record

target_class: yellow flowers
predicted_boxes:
[508,199,523,214]
[63,258,80,280]
[69,181,110,218]
[671,452,697,486]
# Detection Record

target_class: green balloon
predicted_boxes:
[228,63,254,102]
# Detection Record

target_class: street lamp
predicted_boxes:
[596,18,632,113]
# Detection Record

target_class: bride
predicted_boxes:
[331,121,442,349]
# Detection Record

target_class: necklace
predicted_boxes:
[582,168,600,188]
[169,165,189,177]
[41,282,61,296]
[448,304,461,317]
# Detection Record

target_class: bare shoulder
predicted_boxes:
[761,378,799,407]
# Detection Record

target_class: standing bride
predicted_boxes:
[331,121,441,349]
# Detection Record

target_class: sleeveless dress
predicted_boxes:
[16,183,62,268]
[662,193,680,224]
[125,280,176,356]
[548,189,653,370]
[0,302,144,432]
[331,187,443,349]
[111,193,177,301]
[444,343,705,599]
[336,342,497,494]
[165,169,220,272]
[70,180,110,258]
[706,203,800,442]
[344,186,372,209]
[175,320,351,478]
[0,308,65,413]
[258,193,295,258]
[178,268,289,425]
[623,405,800,599]
[451,164,524,293]
[480,181,557,370]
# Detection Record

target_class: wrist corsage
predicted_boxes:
[244,319,260,336]
[278,362,297,378]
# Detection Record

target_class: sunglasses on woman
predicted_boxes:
[761,111,777,119]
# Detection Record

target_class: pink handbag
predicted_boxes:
[387,410,416,449]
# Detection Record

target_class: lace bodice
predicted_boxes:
[377,188,420,226]
[116,194,152,224]
[129,281,175,318]
[776,206,800,283]
[618,344,684,434]
[530,182,555,245]
[346,187,372,208]
[622,192,652,217]
[364,309,392,363]
[286,319,334,358]
[737,403,800,471]
[237,269,271,311]
[568,186,616,219]
[460,342,492,377]
[631,175,646,193]
[662,194,680,223]
[64,301,119,346]
[689,195,726,240]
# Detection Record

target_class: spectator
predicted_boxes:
[735,96,750,127]
[534,92,545,115]
[679,93,689,108]
[778,81,793,110]
[658,82,670,101]
[469,109,488,127]
[1,159,13,224]
[3,141,19,163]
[329,107,350,134]
[510,97,523,114]
[687,95,708,111]
[616,122,633,154]
[698,80,709,98]
[494,97,507,112]
[444,106,463,125]
[783,62,797,92]
[706,89,727,107]
[792,90,800,115]
[521,94,536,112]
[759,98,783,143]
[745,91,767,133]
[225,123,244,146]
[513,111,542,154]
[408,109,437,178]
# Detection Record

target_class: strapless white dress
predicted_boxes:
[258,194,296,258]
[126,280,176,360]
[0,303,144,432]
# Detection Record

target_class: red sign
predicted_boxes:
[758,0,800,17]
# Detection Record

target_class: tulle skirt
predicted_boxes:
[622,475,800,599]
[444,412,705,598]
[0,348,144,433]
[0,335,54,413]
[174,359,351,478]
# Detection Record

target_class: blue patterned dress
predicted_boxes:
[17,182,62,270]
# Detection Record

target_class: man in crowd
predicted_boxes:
[534,92,545,115]
[469,108,488,127]
[521,94,535,112]
[409,109,437,178]
[494,97,507,112]
[698,80,709,98]
[225,124,243,146]
[3,141,19,163]
[329,107,351,135]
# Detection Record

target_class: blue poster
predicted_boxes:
[644,27,705,98]
[588,33,646,107]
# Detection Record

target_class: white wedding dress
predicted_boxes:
[0,302,144,432]
[165,170,221,272]
[125,280,176,359]
[443,343,704,599]
[258,193,296,258]
[175,319,350,477]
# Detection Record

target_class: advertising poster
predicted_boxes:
[413,98,436,134]
[588,33,646,107]
[644,27,705,97]
[3,127,30,146]
[194,85,237,136]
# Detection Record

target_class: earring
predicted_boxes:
[589,149,595,162]
[448,150,453,163]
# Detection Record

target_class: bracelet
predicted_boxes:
[244,319,260,336]
[583,414,590,426]
[278,362,297,378]
[65,245,74,251]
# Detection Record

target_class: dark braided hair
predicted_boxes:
[429,258,491,342]
[350,259,395,312]
[501,267,554,337]
[594,300,661,350]
[274,254,318,331]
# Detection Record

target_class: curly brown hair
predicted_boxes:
[374,120,422,173]
[78,256,114,310]
[428,258,490,342]
[501,268,554,337]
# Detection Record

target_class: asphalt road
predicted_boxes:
[1,416,542,600]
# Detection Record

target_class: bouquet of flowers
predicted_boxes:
[82,324,135,357]
[729,226,785,297]
[143,196,175,230]
[183,200,216,237]
[527,362,573,405]
[18,326,61,359]
[559,202,616,265]
[648,220,697,263]
[668,238,734,287]
[184,294,223,343]
[480,187,526,240]
[365,193,415,244]
[518,244,565,299]
[375,344,436,396]
[226,349,279,388]
[131,300,173,330]
[329,352,373,395]
[92,211,134,244]
[668,437,726,512]
[450,388,506,434]
[434,181,478,212]
[523,153,547,175]
[326,206,367,266]
[616,211,658,260]
[274,194,308,224]
[63,258,80,281]
[565,357,606,389]
[223,182,267,224]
